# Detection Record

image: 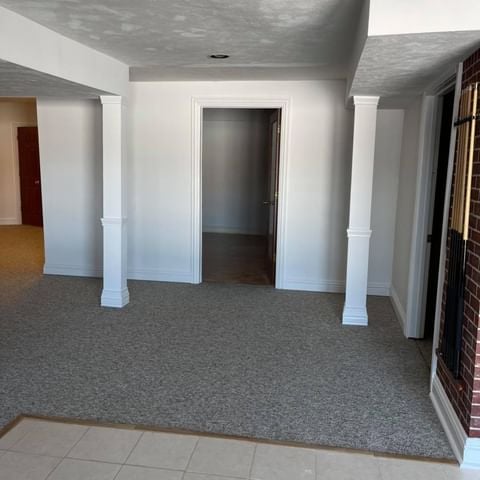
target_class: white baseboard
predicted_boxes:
[203,225,265,235]
[390,286,407,332]
[127,268,193,283]
[42,265,391,298]
[282,279,391,296]
[367,282,391,296]
[0,217,20,225]
[44,264,194,283]
[43,264,102,278]
[282,279,344,293]
[430,374,480,468]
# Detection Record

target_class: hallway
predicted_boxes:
[202,233,270,285]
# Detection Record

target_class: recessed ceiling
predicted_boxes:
[0,0,363,80]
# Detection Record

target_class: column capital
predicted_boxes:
[353,96,380,107]
[100,95,127,106]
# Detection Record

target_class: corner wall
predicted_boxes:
[391,98,422,327]
[369,109,405,295]
[37,98,103,276]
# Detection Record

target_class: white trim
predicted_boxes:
[282,279,390,296]
[353,96,380,106]
[44,263,194,284]
[342,305,368,326]
[127,268,194,283]
[404,95,440,338]
[101,216,127,226]
[283,279,345,293]
[430,374,480,469]
[347,228,372,238]
[42,263,391,296]
[430,374,465,465]
[0,217,20,225]
[367,282,391,296]
[99,96,125,106]
[390,286,407,331]
[431,63,463,383]
[43,264,102,278]
[101,288,129,308]
[191,96,291,289]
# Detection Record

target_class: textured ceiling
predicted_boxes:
[351,32,480,97]
[0,60,108,98]
[0,0,363,80]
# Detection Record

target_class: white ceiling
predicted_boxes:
[0,1,478,98]
[0,60,108,98]
[0,0,363,81]
[351,32,480,97]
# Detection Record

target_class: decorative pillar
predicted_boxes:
[100,96,129,308]
[342,96,379,326]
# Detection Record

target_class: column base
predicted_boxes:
[101,287,130,308]
[342,304,368,326]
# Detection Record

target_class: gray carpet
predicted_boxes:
[0,226,453,459]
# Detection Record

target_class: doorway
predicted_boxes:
[417,89,455,365]
[0,99,44,285]
[201,108,281,286]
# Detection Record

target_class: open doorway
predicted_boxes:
[417,89,455,366]
[0,98,44,283]
[201,108,281,285]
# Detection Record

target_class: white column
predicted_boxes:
[342,96,379,326]
[100,96,129,308]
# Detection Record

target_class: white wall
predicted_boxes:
[37,98,103,276]
[368,0,480,36]
[369,109,405,295]
[36,80,406,295]
[391,98,422,320]
[202,108,269,235]
[0,100,37,225]
[128,81,355,286]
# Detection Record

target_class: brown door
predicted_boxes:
[265,110,281,283]
[18,126,43,227]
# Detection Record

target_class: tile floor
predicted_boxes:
[0,418,477,480]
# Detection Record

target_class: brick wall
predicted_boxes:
[438,47,480,437]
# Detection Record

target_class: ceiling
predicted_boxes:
[351,31,480,97]
[0,60,108,98]
[0,0,363,81]
[0,0,478,99]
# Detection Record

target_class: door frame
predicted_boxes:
[191,97,291,287]
[11,121,38,225]
[403,68,460,339]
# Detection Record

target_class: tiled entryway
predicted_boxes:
[0,418,476,480]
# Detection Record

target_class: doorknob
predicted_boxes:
[263,200,274,206]
[34,180,40,185]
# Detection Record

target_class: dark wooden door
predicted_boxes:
[18,126,43,227]
[265,110,281,284]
